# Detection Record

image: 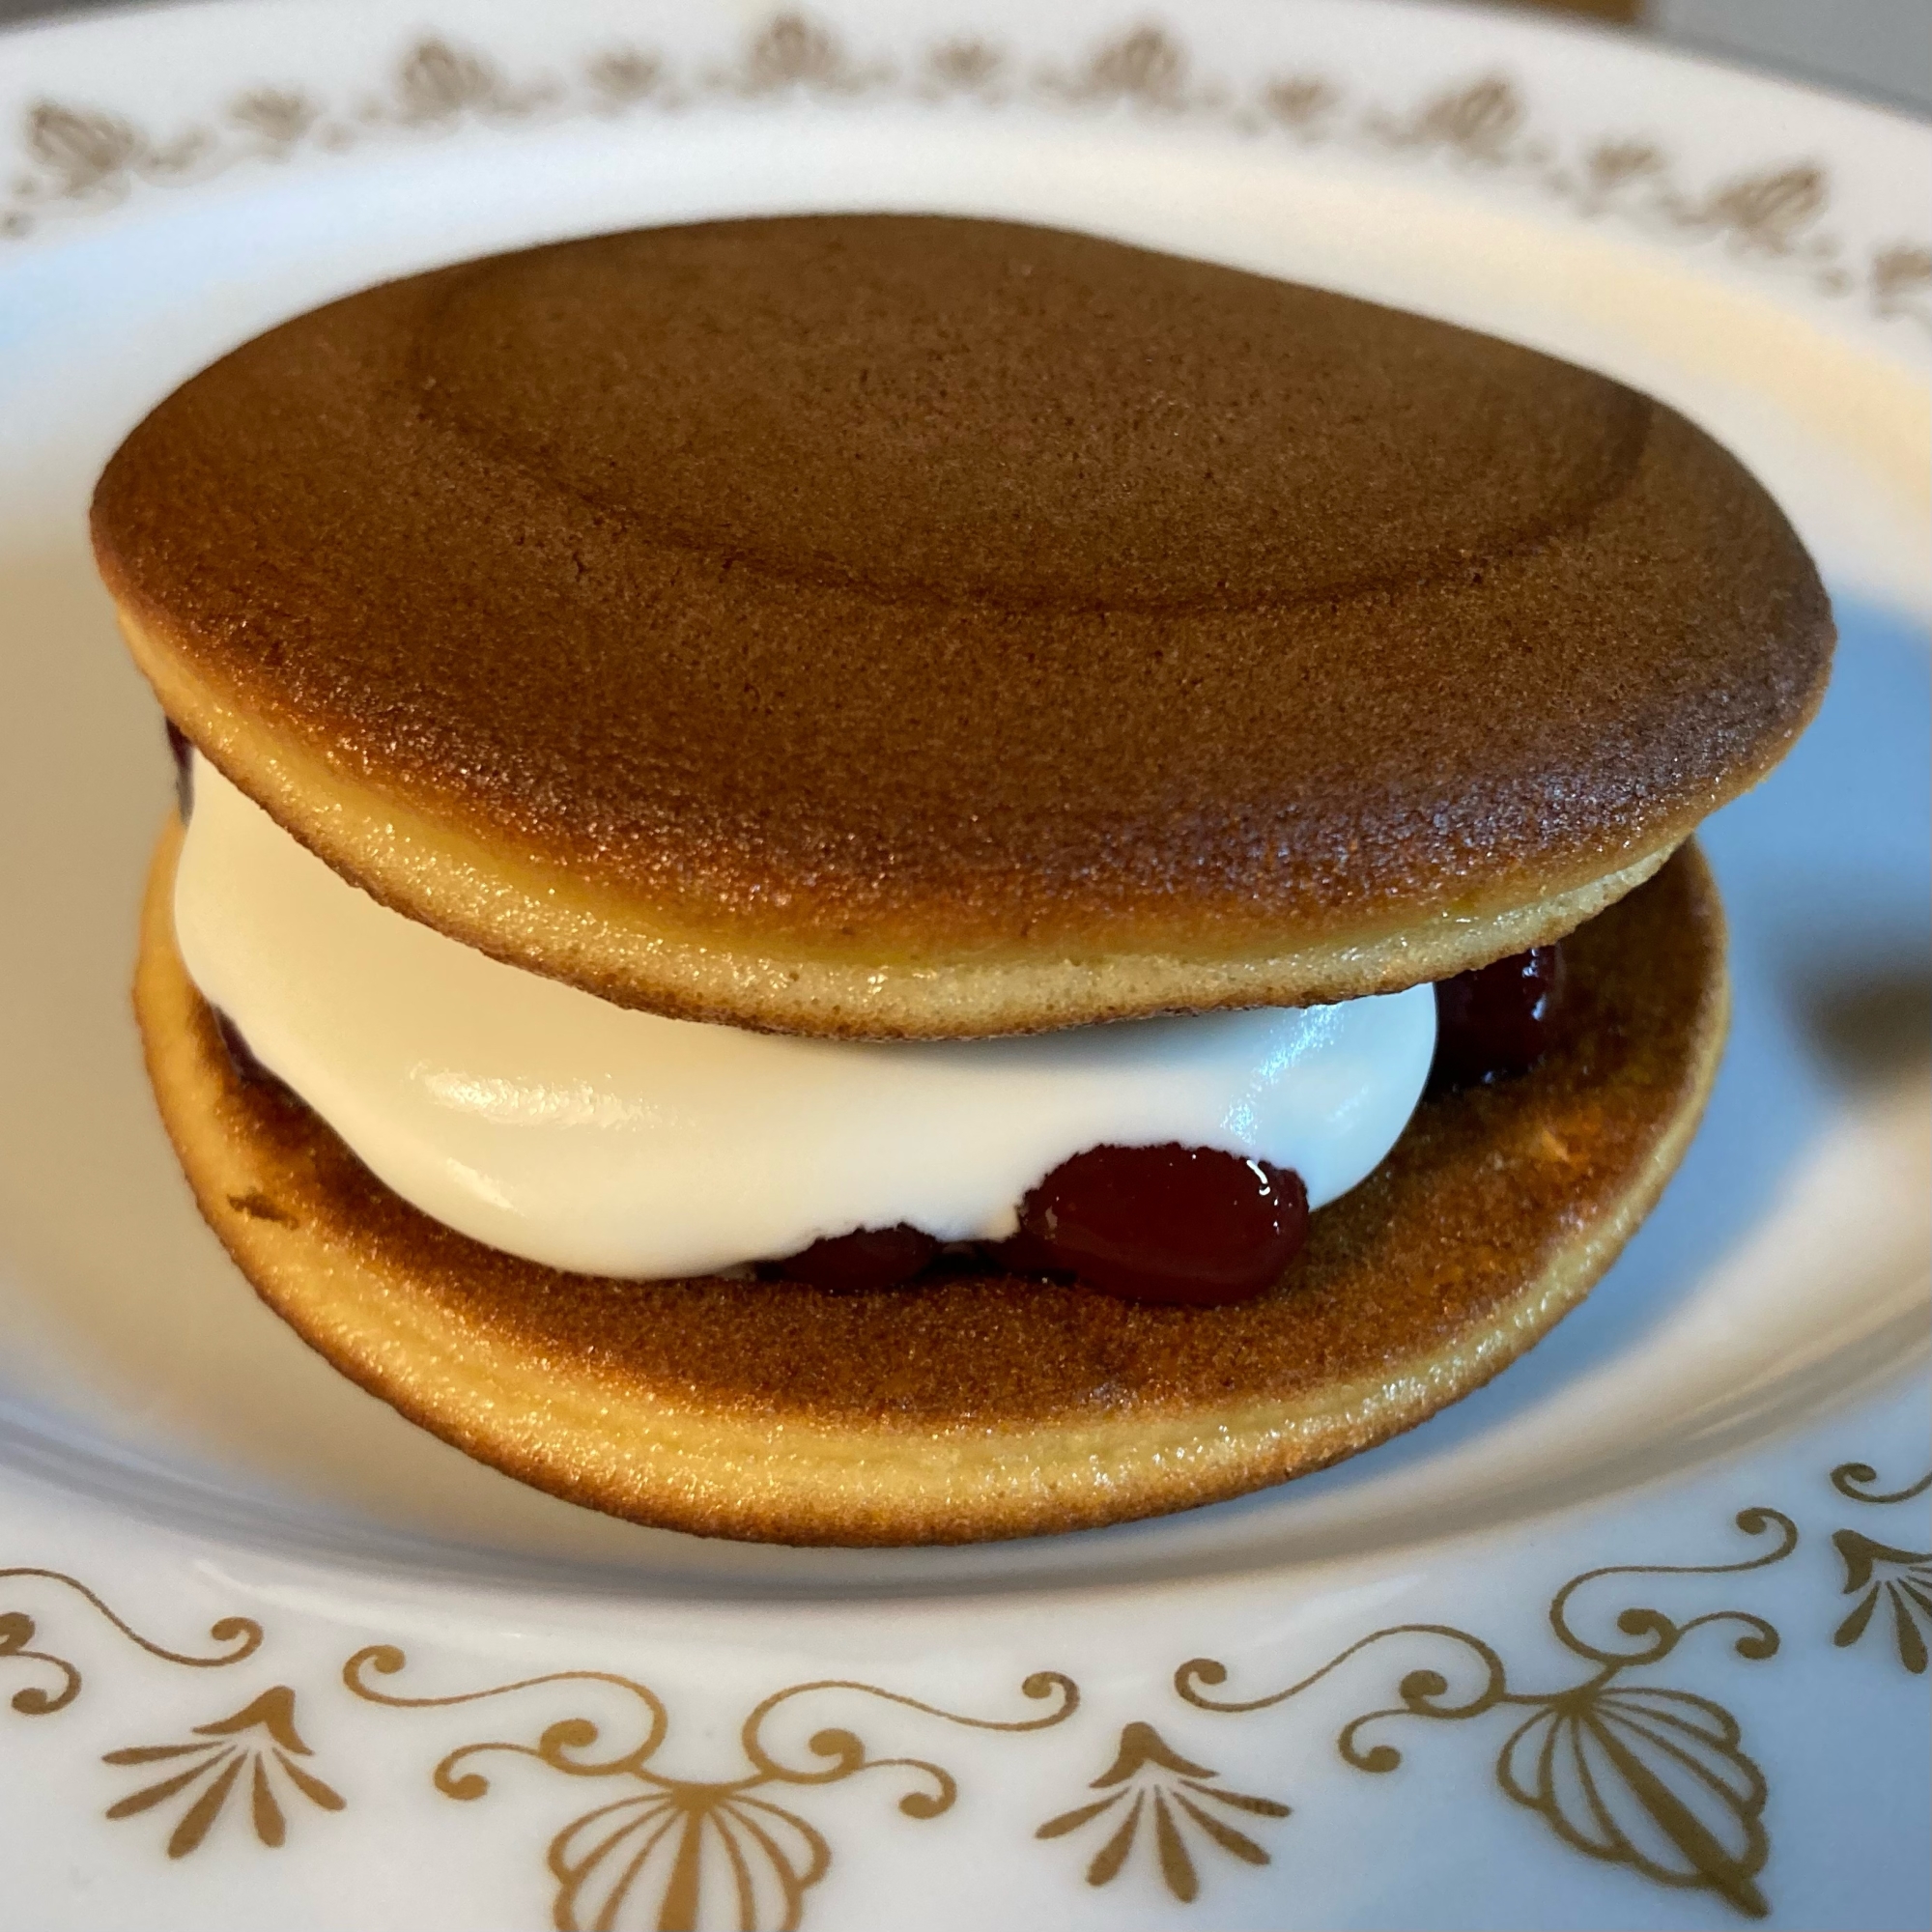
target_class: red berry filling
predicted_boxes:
[1012,1142,1309,1306]
[1430,944,1568,1091]
[777,1223,940,1292]
[758,943,1570,1303]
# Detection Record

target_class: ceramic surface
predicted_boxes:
[0,3,1927,1924]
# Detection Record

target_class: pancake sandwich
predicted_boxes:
[95,216,1832,1544]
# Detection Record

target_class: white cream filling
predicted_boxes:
[173,757,1437,1278]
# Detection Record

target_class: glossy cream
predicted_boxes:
[172,758,1437,1278]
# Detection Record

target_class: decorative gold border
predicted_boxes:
[5,13,1929,330]
[1179,1511,1796,1918]
[341,1655,1077,1928]
[103,1686,345,1858]
[6,1455,1926,1924]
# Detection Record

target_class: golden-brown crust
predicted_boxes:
[112,608,1682,1037]
[98,216,1824,1037]
[135,827,1729,1545]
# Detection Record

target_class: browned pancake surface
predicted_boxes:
[136,838,1727,1542]
[99,217,1825,974]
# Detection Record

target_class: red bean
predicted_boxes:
[778,1224,939,1292]
[1013,1143,1309,1306]
[1430,944,1567,1092]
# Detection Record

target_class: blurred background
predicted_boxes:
[7,0,1928,115]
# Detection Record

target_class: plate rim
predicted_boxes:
[0,0,1927,352]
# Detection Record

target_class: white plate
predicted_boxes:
[1,2,1928,1925]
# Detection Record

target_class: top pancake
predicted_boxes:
[94,215,1830,1037]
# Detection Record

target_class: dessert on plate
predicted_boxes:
[93,215,1832,1544]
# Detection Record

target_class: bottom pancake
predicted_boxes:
[133,831,1727,1547]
